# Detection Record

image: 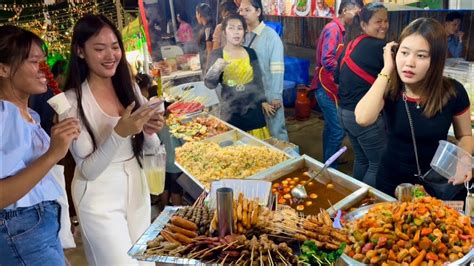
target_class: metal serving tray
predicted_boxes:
[341,204,474,266]
[169,112,233,142]
[128,206,209,264]
[174,129,293,194]
[339,187,396,212]
[249,155,392,216]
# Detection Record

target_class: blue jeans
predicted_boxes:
[0,201,65,266]
[339,108,386,187]
[315,88,345,169]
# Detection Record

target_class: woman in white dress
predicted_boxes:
[62,15,164,265]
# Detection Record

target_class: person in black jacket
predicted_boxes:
[205,13,269,139]
[336,2,388,186]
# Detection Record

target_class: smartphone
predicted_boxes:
[148,97,165,113]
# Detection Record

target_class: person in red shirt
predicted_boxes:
[310,0,361,168]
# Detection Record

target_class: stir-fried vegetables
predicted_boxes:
[345,197,474,265]
[299,240,345,265]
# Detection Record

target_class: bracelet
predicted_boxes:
[377,72,390,82]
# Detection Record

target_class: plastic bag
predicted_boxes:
[50,165,76,249]
[205,58,228,81]
[143,145,167,195]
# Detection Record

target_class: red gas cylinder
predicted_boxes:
[295,86,311,121]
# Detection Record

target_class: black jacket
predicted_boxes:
[205,47,266,131]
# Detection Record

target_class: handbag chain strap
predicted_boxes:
[402,90,423,178]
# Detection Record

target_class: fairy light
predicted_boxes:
[0,0,121,56]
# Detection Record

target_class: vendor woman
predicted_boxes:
[205,13,269,139]
[355,18,472,200]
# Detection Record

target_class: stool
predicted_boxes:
[283,80,296,107]
[284,56,310,85]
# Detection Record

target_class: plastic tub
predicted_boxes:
[430,140,472,182]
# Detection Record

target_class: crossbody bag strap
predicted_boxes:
[402,91,423,178]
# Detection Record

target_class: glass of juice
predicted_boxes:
[143,147,166,195]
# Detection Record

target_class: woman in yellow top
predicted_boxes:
[205,13,270,139]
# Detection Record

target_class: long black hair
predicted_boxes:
[64,14,145,165]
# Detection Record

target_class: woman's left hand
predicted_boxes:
[448,157,472,185]
[143,111,165,134]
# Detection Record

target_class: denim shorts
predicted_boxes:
[0,201,65,266]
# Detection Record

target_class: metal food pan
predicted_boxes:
[168,113,233,142]
[200,128,294,159]
[339,187,396,212]
[249,155,369,215]
[128,206,207,264]
[341,204,474,266]
[174,129,293,194]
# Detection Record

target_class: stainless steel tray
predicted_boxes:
[127,206,210,264]
[339,187,396,212]
[174,128,293,192]
[341,204,474,266]
[249,154,376,215]
[168,113,233,142]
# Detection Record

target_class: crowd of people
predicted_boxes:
[0,0,472,265]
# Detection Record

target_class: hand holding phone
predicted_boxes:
[147,97,165,113]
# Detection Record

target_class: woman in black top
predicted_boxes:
[196,3,215,72]
[355,18,472,200]
[336,3,388,187]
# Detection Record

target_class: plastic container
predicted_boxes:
[143,146,166,195]
[430,140,472,182]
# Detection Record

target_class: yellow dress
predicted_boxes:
[223,51,270,140]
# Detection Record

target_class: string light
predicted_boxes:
[0,0,120,56]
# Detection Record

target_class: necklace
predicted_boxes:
[402,89,421,109]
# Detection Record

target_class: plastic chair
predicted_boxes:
[264,21,283,37]
[161,45,184,59]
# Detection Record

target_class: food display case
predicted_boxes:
[174,128,293,195]
[250,155,395,215]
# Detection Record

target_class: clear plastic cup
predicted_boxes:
[430,140,472,182]
[47,92,71,117]
[143,147,166,195]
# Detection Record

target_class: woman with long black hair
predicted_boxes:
[63,14,164,265]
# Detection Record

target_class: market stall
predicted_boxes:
[128,189,474,265]
[128,105,474,265]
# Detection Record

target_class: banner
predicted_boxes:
[262,0,335,17]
